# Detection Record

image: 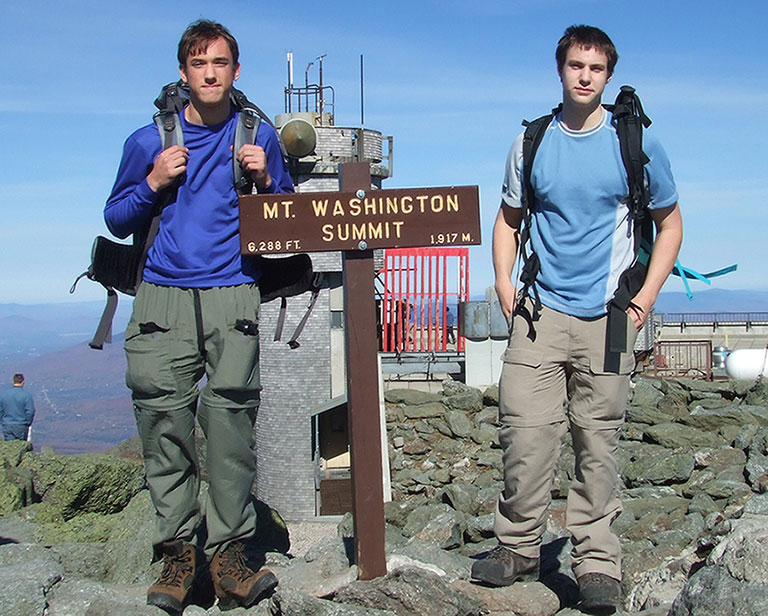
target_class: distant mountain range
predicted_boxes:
[0,290,765,454]
[0,301,135,454]
[0,301,134,363]
[653,289,768,313]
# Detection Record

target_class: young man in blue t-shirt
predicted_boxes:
[471,25,683,611]
[105,19,293,613]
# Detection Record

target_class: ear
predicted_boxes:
[179,63,188,84]
[233,63,241,82]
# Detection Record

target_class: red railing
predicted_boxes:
[379,247,469,353]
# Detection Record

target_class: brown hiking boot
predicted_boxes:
[147,540,196,614]
[470,544,539,586]
[209,541,278,610]
[578,572,622,613]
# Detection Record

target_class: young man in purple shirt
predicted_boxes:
[105,19,293,613]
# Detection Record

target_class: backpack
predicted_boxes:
[515,86,654,372]
[71,81,319,349]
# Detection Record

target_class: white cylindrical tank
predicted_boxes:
[725,348,768,381]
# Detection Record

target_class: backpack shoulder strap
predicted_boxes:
[521,104,560,215]
[142,83,189,281]
[610,85,652,221]
[153,81,187,150]
[230,87,276,128]
[153,111,184,150]
[286,272,324,349]
[514,104,560,338]
[233,110,261,195]
[230,86,293,195]
[604,86,654,372]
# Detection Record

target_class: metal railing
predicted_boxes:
[378,248,469,353]
[653,340,713,380]
[659,312,768,328]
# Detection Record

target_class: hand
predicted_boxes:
[627,297,650,330]
[495,278,517,319]
[147,145,188,192]
[236,144,271,190]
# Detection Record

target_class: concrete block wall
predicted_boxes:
[255,284,332,520]
[314,126,383,162]
[254,113,391,520]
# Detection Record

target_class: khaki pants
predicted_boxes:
[125,282,261,558]
[494,304,636,580]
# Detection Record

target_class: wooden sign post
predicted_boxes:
[239,163,481,579]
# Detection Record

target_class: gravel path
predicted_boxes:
[286,519,340,558]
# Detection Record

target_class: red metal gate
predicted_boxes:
[379,247,469,353]
[653,340,713,380]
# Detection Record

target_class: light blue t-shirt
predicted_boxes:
[501,107,678,317]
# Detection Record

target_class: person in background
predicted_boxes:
[445,307,456,345]
[0,374,36,441]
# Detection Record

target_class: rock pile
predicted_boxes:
[384,376,768,615]
[0,376,767,615]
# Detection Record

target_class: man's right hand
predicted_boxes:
[147,145,189,192]
[495,278,517,319]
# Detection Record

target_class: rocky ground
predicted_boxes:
[1,375,768,615]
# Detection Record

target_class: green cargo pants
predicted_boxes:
[125,282,261,558]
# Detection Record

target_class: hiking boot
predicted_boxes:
[470,544,539,586]
[578,572,622,613]
[146,540,196,614]
[209,541,278,610]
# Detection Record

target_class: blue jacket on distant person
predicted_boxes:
[0,375,35,440]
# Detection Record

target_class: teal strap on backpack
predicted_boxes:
[638,238,738,301]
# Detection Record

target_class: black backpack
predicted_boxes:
[515,86,653,372]
[72,81,320,349]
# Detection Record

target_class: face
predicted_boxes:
[559,44,611,109]
[179,37,240,108]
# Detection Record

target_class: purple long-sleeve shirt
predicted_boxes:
[105,107,294,288]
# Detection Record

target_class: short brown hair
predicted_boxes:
[556,25,618,76]
[13,374,24,385]
[177,19,239,67]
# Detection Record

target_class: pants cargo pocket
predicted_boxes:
[125,322,176,399]
[571,346,634,427]
[208,319,261,394]
[498,347,566,426]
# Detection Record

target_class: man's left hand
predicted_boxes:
[627,295,651,330]
[236,144,271,190]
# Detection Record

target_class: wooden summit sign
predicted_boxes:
[239,164,481,581]
[239,185,480,254]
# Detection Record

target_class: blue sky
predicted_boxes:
[2,0,766,304]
